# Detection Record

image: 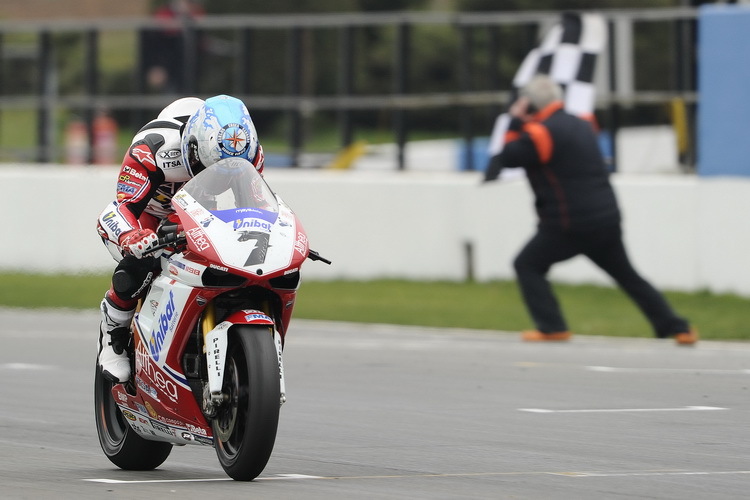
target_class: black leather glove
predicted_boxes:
[483,154,504,182]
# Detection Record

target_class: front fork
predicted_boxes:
[200,301,286,418]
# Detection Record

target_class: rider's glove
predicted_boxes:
[120,229,160,259]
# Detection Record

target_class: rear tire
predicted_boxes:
[213,326,281,481]
[94,364,172,470]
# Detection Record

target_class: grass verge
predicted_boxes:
[0,273,747,341]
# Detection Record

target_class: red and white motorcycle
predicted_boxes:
[95,157,330,481]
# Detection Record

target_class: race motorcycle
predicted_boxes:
[94,157,330,481]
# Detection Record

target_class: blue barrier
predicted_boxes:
[697,5,750,176]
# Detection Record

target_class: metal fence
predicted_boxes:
[0,8,698,169]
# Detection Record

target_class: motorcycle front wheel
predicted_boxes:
[213,325,281,481]
[94,365,173,470]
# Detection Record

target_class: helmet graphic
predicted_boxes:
[180,95,260,177]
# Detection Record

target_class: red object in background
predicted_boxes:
[93,113,119,165]
[65,120,88,165]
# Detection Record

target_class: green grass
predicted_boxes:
[0,272,112,309]
[1,273,747,341]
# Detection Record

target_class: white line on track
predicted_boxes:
[0,363,55,370]
[558,470,750,478]
[83,474,323,484]
[84,478,231,484]
[518,406,727,413]
[587,366,750,374]
[83,470,750,482]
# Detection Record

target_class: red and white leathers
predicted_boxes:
[97,111,198,263]
[96,105,266,265]
[96,98,204,383]
[96,97,266,383]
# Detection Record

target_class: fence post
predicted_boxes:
[0,33,3,152]
[288,26,303,167]
[394,22,410,171]
[459,24,474,171]
[606,19,620,172]
[182,22,197,94]
[338,25,355,148]
[37,30,54,163]
[487,25,502,118]
[236,28,253,94]
[133,27,148,132]
[84,29,99,164]
[675,15,696,170]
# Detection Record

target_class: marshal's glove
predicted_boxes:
[120,229,160,259]
[483,154,504,183]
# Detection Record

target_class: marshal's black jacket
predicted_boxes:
[484,101,620,232]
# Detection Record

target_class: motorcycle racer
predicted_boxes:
[96,95,266,383]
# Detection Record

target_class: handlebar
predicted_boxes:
[144,224,331,266]
[143,229,187,256]
[308,249,332,265]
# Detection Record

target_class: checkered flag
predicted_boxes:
[488,12,607,157]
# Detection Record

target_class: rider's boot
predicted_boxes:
[98,297,134,383]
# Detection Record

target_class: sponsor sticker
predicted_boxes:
[158,149,181,159]
[150,419,174,436]
[233,218,272,232]
[294,232,308,256]
[186,423,208,436]
[117,183,136,195]
[101,211,124,238]
[136,343,179,401]
[187,227,211,251]
[194,435,213,446]
[245,313,271,322]
[123,165,147,180]
[162,160,183,169]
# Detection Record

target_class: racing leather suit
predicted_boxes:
[97,117,192,267]
[95,113,193,383]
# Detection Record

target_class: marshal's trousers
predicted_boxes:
[512,224,689,337]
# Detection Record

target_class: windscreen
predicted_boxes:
[182,158,279,224]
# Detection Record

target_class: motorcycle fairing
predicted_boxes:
[134,275,196,369]
[204,309,283,402]
[173,167,303,279]
[111,384,213,446]
[178,199,296,277]
[163,253,207,287]
[110,274,215,446]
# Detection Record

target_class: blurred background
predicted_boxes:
[0,0,715,172]
[3,0,750,301]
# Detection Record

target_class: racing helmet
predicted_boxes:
[157,96,204,123]
[180,95,263,177]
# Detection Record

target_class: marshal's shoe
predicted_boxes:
[674,328,699,346]
[521,330,572,342]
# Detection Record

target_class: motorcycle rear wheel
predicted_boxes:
[213,325,281,481]
[94,365,173,470]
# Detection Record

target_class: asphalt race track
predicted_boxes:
[1,308,749,499]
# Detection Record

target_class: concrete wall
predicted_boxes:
[2,165,750,297]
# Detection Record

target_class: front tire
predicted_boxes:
[213,326,281,481]
[94,364,172,470]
